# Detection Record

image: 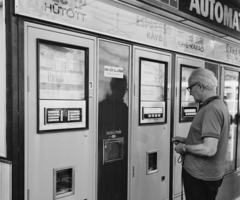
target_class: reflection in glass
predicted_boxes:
[181,66,195,102]
[54,167,74,199]
[103,138,124,164]
[180,65,199,122]
[205,62,219,93]
[56,169,73,195]
[141,60,165,102]
[224,70,238,173]
[98,40,129,200]
[39,42,85,100]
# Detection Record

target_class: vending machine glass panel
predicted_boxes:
[37,39,88,132]
[180,65,199,122]
[224,70,238,173]
[139,58,167,124]
[205,62,219,94]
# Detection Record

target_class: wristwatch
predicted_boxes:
[182,144,187,153]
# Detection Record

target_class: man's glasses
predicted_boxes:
[186,82,200,92]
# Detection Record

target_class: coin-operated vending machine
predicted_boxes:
[25,24,96,200]
[221,66,240,173]
[173,55,204,200]
[131,46,172,200]
[173,56,220,200]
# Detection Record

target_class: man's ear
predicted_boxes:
[198,83,204,91]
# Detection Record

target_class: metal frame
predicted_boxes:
[103,138,124,164]
[146,150,159,175]
[0,0,6,158]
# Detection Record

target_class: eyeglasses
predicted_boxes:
[186,82,200,92]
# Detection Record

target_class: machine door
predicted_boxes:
[132,46,172,200]
[25,23,96,200]
[173,55,204,200]
[221,66,240,173]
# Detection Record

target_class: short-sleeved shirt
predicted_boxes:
[184,96,230,181]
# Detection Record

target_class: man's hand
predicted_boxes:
[172,136,186,145]
[174,143,186,155]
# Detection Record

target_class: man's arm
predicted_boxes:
[172,136,187,144]
[175,137,218,157]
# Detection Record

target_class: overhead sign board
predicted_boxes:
[179,0,240,35]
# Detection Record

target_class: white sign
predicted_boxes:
[104,66,124,78]
[15,0,240,65]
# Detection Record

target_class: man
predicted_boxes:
[172,68,230,200]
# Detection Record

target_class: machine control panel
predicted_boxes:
[46,108,82,124]
[140,102,165,124]
[139,58,167,125]
[39,100,86,132]
[182,107,197,118]
[143,107,163,119]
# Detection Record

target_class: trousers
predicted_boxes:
[183,168,223,200]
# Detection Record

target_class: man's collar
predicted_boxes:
[200,95,221,107]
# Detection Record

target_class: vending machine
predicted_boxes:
[25,23,96,200]
[131,46,172,200]
[173,55,204,200]
[221,66,240,173]
[173,56,220,200]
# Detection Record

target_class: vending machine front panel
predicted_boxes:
[37,39,89,132]
[180,65,199,122]
[139,57,167,124]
